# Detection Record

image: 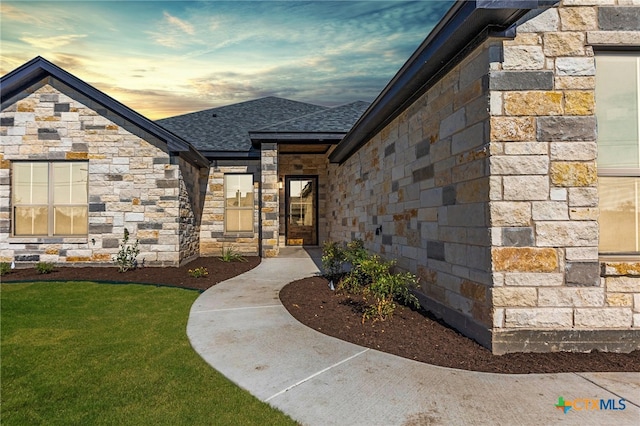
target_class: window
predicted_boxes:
[595,52,640,254]
[12,162,88,236]
[224,174,254,233]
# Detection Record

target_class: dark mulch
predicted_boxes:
[279,276,640,374]
[0,256,260,291]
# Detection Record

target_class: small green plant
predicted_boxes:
[322,238,420,322]
[219,246,247,262]
[321,241,345,282]
[344,239,368,265]
[362,271,420,323]
[35,261,55,274]
[113,228,140,273]
[188,267,209,278]
[0,262,11,276]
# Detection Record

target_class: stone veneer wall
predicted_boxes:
[488,1,640,353]
[177,156,206,264]
[278,153,329,246]
[199,160,260,256]
[327,39,496,347]
[326,1,640,353]
[261,143,279,257]
[0,77,197,266]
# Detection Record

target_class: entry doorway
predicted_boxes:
[285,176,318,245]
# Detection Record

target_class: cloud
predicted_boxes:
[163,11,195,35]
[0,3,33,23]
[96,84,217,119]
[20,34,87,50]
[147,10,198,48]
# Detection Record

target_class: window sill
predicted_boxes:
[223,232,255,238]
[8,237,88,244]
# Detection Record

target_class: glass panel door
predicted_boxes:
[286,176,317,245]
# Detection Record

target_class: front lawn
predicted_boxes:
[1,282,295,425]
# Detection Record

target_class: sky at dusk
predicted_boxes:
[1,1,453,119]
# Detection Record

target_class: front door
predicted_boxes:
[285,176,317,245]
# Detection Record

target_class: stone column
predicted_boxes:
[260,143,279,257]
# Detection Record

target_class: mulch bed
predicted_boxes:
[279,276,640,374]
[3,260,639,374]
[0,256,260,291]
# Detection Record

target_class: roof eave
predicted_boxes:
[202,150,261,160]
[249,132,346,148]
[329,0,557,164]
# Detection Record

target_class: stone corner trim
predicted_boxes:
[492,247,558,273]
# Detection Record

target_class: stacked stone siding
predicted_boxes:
[327,40,496,344]
[326,1,640,353]
[488,1,640,353]
[177,157,206,264]
[0,77,198,266]
[199,161,260,256]
[261,143,279,257]
[278,154,329,246]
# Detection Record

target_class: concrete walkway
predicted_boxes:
[187,247,640,425]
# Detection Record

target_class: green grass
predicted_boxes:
[1,282,296,425]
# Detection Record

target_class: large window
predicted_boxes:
[596,52,640,254]
[224,174,254,233]
[12,162,88,236]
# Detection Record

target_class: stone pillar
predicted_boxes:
[260,143,279,257]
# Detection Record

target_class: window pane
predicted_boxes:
[13,163,48,204]
[599,177,639,253]
[596,54,639,169]
[225,175,253,207]
[54,206,88,235]
[14,206,48,235]
[53,162,88,204]
[226,209,253,232]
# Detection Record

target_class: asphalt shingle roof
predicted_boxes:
[157,97,327,152]
[257,101,370,133]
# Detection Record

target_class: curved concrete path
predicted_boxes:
[187,247,640,425]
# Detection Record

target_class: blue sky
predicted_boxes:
[1,1,453,119]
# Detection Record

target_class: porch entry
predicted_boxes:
[285,176,318,245]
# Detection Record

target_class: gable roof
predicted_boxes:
[158,97,328,153]
[330,0,558,163]
[0,56,209,168]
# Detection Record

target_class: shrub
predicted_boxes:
[344,239,368,266]
[35,262,55,274]
[113,228,140,273]
[219,247,246,262]
[321,241,345,282]
[188,267,208,278]
[0,262,11,276]
[362,271,419,323]
[322,238,420,322]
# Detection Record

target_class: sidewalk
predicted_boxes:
[187,247,640,425]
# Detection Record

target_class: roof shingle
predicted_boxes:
[157,97,327,151]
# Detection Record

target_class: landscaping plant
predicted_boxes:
[113,228,140,273]
[321,239,419,322]
[188,267,209,278]
[35,262,55,274]
[321,241,344,283]
[219,246,246,262]
[0,262,11,276]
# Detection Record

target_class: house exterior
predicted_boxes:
[1,0,639,354]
